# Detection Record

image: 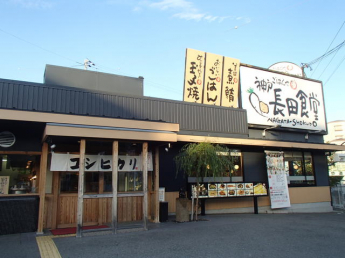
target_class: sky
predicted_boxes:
[1,0,345,123]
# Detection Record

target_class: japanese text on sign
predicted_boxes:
[240,66,326,131]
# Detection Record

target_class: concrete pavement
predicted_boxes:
[2,212,345,258]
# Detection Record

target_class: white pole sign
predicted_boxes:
[240,66,326,131]
[265,151,290,209]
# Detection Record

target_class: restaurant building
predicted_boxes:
[0,60,344,236]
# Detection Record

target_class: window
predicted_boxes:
[334,125,343,131]
[229,151,243,182]
[187,149,243,183]
[60,172,99,193]
[284,151,315,186]
[0,154,40,194]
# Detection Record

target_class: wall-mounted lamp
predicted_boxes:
[262,125,281,137]
[165,143,171,152]
[305,130,324,141]
[50,144,56,149]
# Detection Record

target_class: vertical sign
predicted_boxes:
[265,151,290,209]
[0,176,10,194]
[221,57,240,108]
[183,48,205,103]
[203,52,223,106]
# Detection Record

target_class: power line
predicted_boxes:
[311,20,345,77]
[317,44,344,79]
[324,53,345,85]
[0,27,83,66]
[0,27,181,96]
[302,40,345,69]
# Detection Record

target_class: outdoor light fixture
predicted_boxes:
[262,125,281,137]
[50,144,56,149]
[305,130,324,141]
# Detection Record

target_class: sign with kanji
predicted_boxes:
[203,52,223,106]
[240,66,326,131]
[221,56,240,108]
[50,153,153,172]
[183,48,205,103]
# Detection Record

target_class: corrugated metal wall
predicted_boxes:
[0,79,248,135]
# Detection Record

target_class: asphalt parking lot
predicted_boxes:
[2,212,345,258]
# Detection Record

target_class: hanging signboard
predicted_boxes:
[50,153,153,172]
[265,151,290,209]
[203,52,223,106]
[183,48,205,103]
[240,66,326,131]
[221,56,240,108]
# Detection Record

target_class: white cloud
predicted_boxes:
[149,0,193,11]
[173,12,205,21]
[141,0,247,23]
[10,0,54,9]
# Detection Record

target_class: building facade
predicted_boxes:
[0,64,344,236]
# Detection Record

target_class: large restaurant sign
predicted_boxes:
[183,48,240,108]
[240,66,326,131]
[50,153,153,172]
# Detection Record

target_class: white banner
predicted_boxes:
[240,66,326,131]
[51,153,153,172]
[265,151,290,209]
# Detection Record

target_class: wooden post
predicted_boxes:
[98,172,104,225]
[37,142,48,234]
[112,141,119,234]
[76,139,86,238]
[154,146,160,223]
[51,171,60,229]
[142,142,148,230]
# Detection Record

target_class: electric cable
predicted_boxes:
[312,20,345,77]
[0,27,83,66]
[324,53,345,85]
[317,44,344,79]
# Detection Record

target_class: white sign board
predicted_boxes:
[51,153,153,172]
[240,66,326,131]
[0,176,10,194]
[265,151,290,209]
[159,187,165,202]
[269,62,303,77]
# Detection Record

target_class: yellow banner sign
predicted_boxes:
[221,57,240,108]
[183,48,205,103]
[203,52,223,106]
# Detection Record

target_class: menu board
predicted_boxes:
[190,182,267,198]
[265,151,291,209]
[0,176,10,194]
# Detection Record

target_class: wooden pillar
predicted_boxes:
[51,171,60,229]
[112,141,119,234]
[37,142,48,234]
[142,142,148,230]
[76,139,86,238]
[98,172,104,225]
[154,146,160,223]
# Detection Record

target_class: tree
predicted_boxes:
[175,142,234,220]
